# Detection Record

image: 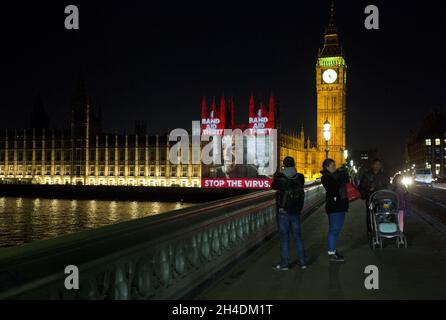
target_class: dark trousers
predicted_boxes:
[277,211,306,266]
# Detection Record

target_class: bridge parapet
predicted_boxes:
[0,185,325,300]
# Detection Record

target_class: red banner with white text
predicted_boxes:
[202,178,272,189]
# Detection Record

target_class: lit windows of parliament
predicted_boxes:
[0,130,201,187]
[0,88,202,187]
[0,129,202,187]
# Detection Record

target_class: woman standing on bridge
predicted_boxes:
[321,159,349,262]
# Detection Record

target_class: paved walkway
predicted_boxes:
[198,200,446,299]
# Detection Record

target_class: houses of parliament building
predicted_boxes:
[0,3,347,187]
[0,79,202,187]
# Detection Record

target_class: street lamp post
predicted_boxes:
[323,119,331,160]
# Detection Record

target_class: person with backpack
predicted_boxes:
[271,156,306,270]
[321,158,349,262]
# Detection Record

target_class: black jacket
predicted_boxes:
[321,169,349,214]
[359,169,389,200]
[272,169,305,214]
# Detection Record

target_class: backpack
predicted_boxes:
[278,174,305,214]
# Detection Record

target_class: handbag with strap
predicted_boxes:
[346,182,361,202]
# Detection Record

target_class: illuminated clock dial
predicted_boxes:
[322,69,338,84]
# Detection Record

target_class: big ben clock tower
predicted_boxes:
[316,1,347,167]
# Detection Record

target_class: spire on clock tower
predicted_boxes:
[319,0,343,58]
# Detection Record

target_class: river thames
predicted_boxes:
[0,197,194,248]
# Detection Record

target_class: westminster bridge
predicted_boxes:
[1,184,445,300]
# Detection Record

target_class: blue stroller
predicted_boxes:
[368,190,407,249]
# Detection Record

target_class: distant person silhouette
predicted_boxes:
[359,159,389,235]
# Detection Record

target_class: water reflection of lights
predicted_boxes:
[47,199,59,229]
[130,201,139,219]
[86,200,98,229]
[1,197,194,247]
[152,202,161,215]
[16,198,23,210]
[67,200,78,229]
[89,200,97,213]
[50,199,59,213]
[32,198,40,213]
[109,201,118,222]
[109,201,117,214]
[0,197,6,213]
[70,200,78,211]
[175,202,183,210]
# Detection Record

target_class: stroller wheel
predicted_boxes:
[398,238,404,248]
[397,235,408,249]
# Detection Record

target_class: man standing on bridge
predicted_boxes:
[359,159,389,236]
[271,156,307,270]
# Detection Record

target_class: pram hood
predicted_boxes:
[369,189,398,201]
[368,189,399,211]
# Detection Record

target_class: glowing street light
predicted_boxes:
[343,149,349,161]
[323,119,331,160]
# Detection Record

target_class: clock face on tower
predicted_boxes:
[322,69,337,84]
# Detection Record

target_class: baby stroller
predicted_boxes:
[368,190,407,249]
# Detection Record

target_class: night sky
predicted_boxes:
[1,0,445,169]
